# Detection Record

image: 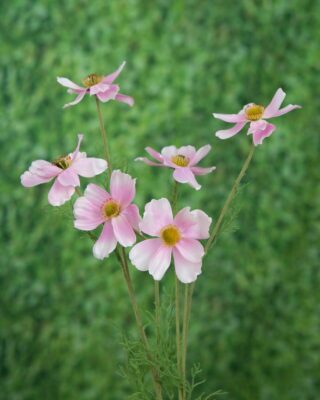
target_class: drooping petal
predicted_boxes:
[95,85,119,102]
[263,88,286,118]
[110,170,135,209]
[72,157,107,177]
[145,147,164,162]
[213,112,246,123]
[122,204,141,232]
[148,245,172,281]
[73,196,104,231]
[129,238,163,271]
[135,157,164,167]
[175,238,204,263]
[173,248,202,284]
[48,179,75,206]
[111,214,136,247]
[102,61,126,84]
[57,167,80,187]
[191,166,216,176]
[115,93,134,106]
[189,144,211,166]
[63,91,86,109]
[251,122,276,146]
[21,171,53,187]
[174,208,211,240]
[215,122,246,139]
[140,198,173,236]
[84,184,110,207]
[173,168,201,190]
[93,222,117,260]
[89,83,111,95]
[57,77,84,91]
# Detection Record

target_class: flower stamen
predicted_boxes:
[245,104,265,121]
[160,224,181,246]
[82,73,103,88]
[102,200,120,219]
[52,155,72,170]
[171,154,189,167]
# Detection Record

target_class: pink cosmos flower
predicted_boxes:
[74,170,141,260]
[57,61,134,109]
[136,145,215,190]
[21,134,107,206]
[129,198,212,283]
[213,88,301,146]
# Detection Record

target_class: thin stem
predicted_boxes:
[175,275,183,400]
[172,180,179,213]
[95,97,112,174]
[117,247,163,400]
[154,281,161,344]
[181,284,193,399]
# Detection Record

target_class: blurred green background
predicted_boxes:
[1,0,319,399]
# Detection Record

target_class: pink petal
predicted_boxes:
[115,93,134,106]
[74,196,104,231]
[267,104,301,118]
[48,179,75,206]
[134,157,164,167]
[174,208,211,240]
[102,61,126,84]
[177,145,196,160]
[63,91,86,109]
[175,238,204,263]
[189,144,211,166]
[122,204,141,232]
[263,88,286,118]
[89,83,111,95]
[173,248,202,284]
[191,166,216,176]
[145,147,164,162]
[148,245,172,281]
[251,122,276,146]
[173,168,201,190]
[29,160,61,179]
[213,112,246,123]
[111,214,136,247]
[71,134,84,160]
[161,146,178,160]
[215,122,246,139]
[129,238,163,271]
[110,170,135,208]
[72,157,107,177]
[95,85,119,102]
[57,167,80,187]
[57,77,84,91]
[21,171,52,187]
[140,198,173,236]
[93,222,117,260]
[84,184,110,207]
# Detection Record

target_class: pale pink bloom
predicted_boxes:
[57,61,134,109]
[21,134,107,206]
[129,198,212,283]
[213,88,301,146]
[135,145,215,190]
[74,170,141,259]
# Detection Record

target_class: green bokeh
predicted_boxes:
[1,0,319,399]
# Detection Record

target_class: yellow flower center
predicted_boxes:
[160,225,181,246]
[52,155,72,170]
[102,200,120,219]
[171,154,189,167]
[82,73,103,88]
[245,104,265,121]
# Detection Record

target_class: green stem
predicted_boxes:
[181,284,193,399]
[95,97,112,174]
[154,281,161,344]
[175,275,183,400]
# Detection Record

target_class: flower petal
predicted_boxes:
[145,147,164,162]
[215,122,246,139]
[63,91,86,109]
[21,171,53,187]
[29,160,62,179]
[267,104,301,118]
[115,93,134,106]
[161,146,178,160]
[140,198,173,236]
[111,214,136,247]
[213,112,246,123]
[48,179,75,206]
[191,166,216,176]
[135,157,164,167]
[72,157,108,177]
[93,222,117,260]
[129,238,163,271]
[263,88,286,118]
[84,184,110,207]
[71,134,84,160]
[102,61,126,84]
[57,77,84,91]
[175,238,204,263]
[57,167,80,187]
[173,168,201,190]
[122,204,141,232]
[173,248,202,284]
[95,85,119,102]
[174,208,211,240]
[251,123,276,146]
[74,196,104,231]
[149,245,172,281]
[89,83,110,95]
[189,144,211,166]
[177,145,196,160]
[110,170,135,208]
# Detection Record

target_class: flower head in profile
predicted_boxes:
[57,61,134,109]
[21,134,107,206]
[213,88,301,145]
[74,170,141,259]
[136,145,215,190]
[129,198,212,283]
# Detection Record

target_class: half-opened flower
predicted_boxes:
[213,88,301,145]
[129,198,212,283]
[57,61,134,109]
[74,170,141,259]
[136,145,215,190]
[21,134,107,206]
